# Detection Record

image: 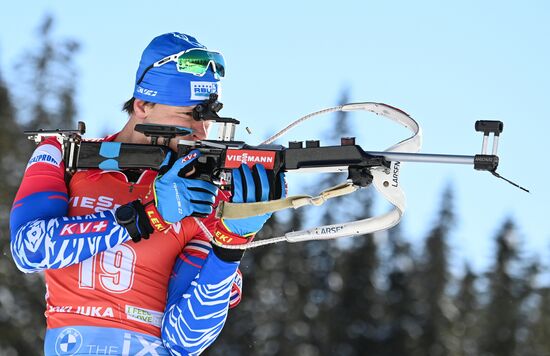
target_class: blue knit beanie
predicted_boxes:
[133,32,221,106]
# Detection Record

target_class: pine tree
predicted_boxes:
[328,230,383,355]
[382,223,422,355]
[276,209,318,356]
[451,264,480,356]
[14,15,80,130]
[479,219,533,356]
[320,180,382,356]
[524,286,550,355]
[283,87,387,355]
[299,88,354,354]
[515,261,543,356]
[0,64,19,216]
[0,15,79,355]
[0,56,46,356]
[250,210,312,356]
[416,185,455,356]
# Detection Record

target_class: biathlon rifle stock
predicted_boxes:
[24,96,528,248]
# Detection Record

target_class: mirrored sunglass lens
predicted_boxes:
[208,52,225,77]
[177,51,225,77]
[212,59,225,77]
[177,59,206,75]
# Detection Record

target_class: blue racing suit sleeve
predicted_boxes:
[162,239,240,356]
[9,138,132,273]
[10,209,131,273]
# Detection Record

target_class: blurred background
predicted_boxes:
[0,1,548,355]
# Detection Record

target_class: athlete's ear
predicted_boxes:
[133,99,155,121]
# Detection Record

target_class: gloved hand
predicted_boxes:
[143,150,218,232]
[214,164,286,247]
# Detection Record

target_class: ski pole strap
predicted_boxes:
[216,182,359,219]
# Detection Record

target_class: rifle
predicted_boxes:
[25,99,527,248]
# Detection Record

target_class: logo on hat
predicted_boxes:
[136,85,158,97]
[172,33,190,41]
[171,33,205,48]
[190,82,220,100]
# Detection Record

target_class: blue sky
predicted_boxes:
[1,0,547,273]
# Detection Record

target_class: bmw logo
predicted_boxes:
[55,328,83,355]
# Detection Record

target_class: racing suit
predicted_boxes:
[10,136,242,356]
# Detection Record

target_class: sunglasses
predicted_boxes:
[137,48,226,85]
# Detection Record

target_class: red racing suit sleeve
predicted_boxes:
[9,138,131,273]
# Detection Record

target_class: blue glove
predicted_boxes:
[145,150,218,227]
[221,164,286,237]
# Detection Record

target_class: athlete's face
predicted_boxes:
[142,103,211,151]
